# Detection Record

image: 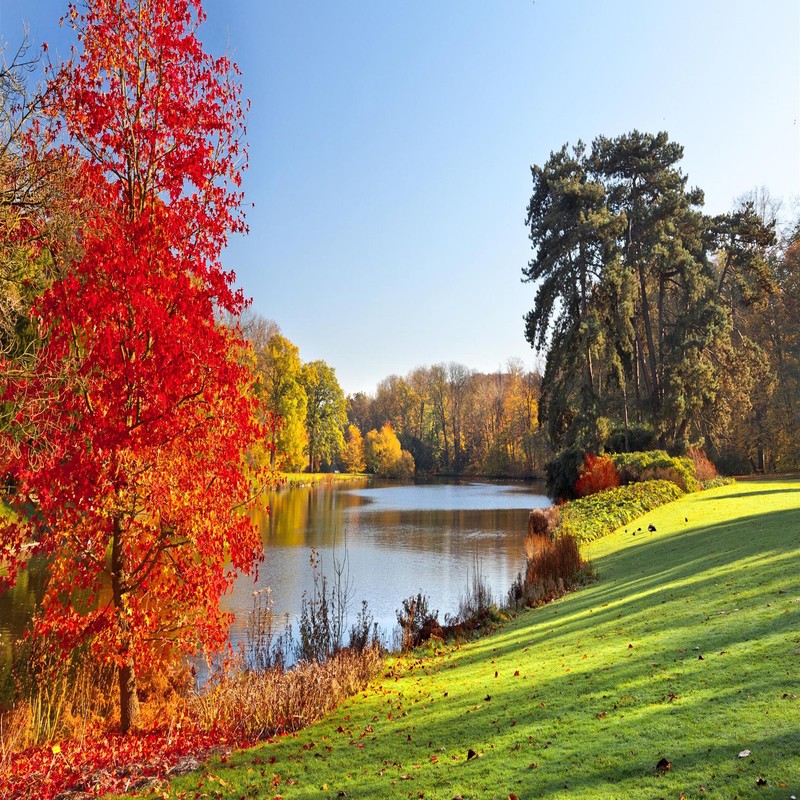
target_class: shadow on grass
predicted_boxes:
[178,482,800,800]
[697,487,800,499]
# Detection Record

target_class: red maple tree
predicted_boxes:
[0,0,268,733]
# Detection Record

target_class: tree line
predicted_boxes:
[241,316,549,478]
[523,131,800,473]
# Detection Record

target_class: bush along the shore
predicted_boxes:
[539,449,734,547]
[611,450,700,492]
[508,528,592,610]
[547,447,725,501]
[558,479,685,543]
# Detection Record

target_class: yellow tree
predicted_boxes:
[365,423,415,478]
[342,424,366,473]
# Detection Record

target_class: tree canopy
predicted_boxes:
[0,0,266,733]
[523,130,786,466]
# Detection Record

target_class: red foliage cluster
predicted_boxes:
[0,724,250,800]
[0,0,271,733]
[574,453,621,498]
[687,447,717,482]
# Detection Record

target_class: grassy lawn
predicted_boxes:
[137,478,800,799]
[279,472,367,487]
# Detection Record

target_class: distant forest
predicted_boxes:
[244,133,799,478]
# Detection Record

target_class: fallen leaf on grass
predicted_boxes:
[655,757,671,774]
[738,749,751,758]
[466,749,477,760]
[755,777,767,787]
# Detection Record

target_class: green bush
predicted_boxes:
[558,480,684,544]
[611,450,699,492]
[545,447,584,501]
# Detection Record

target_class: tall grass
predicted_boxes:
[508,530,588,609]
[191,646,382,742]
[0,635,117,770]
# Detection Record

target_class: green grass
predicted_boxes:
[138,478,800,799]
[279,472,367,487]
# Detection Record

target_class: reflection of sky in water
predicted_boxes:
[223,480,551,659]
[342,481,550,512]
[2,480,552,678]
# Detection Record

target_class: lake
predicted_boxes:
[225,478,550,654]
[0,478,550,672]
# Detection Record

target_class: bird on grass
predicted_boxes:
[648,523,657,532]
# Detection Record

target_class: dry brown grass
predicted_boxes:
[0,637,117,762]
[508,531,587,608]
[191,645,383,742]
[527,506,560,538]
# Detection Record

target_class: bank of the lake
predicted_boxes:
[0,479,551,677]
[279,472,369,487]
[138,477,800,799]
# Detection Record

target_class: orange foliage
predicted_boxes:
[687,447,717,482]
[574,453,621,497]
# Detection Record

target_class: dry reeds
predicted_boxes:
[509,530,586,609]
[191,645,383,742]
[524,531,582,586]
[527,506,560,538]
[0,636,118,764]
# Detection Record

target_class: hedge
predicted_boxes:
[557,479,684,544]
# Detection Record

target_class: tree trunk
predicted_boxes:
[111,515,140,733]
[119,661,141,734]
[638,263,661,413]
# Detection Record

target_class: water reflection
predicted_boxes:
[224,479,550,652]
[0,479,550,671]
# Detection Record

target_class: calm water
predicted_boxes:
[225,478,550,652]
[0,479,550,669]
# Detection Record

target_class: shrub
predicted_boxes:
[524,532,582,587]
[453,559,494,624]
[508,531,586,609]
[348,600,381,653]
[527,506,560,538]
[612,450,699,492]
[396,593,441,651]
[558,479,684,543]
[574,453,621,497]
[545,447,584,501]
[687,447,717,483]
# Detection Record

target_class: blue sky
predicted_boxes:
[2,1,799,395]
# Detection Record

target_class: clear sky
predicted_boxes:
[2,1,799,395]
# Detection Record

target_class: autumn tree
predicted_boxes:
[247,317,308,472]
[341,424,366,473]
[300,360,346,472]
[0,0,266,734]
[364,423,415,478]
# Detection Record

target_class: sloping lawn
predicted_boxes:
[137,478,800,799]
